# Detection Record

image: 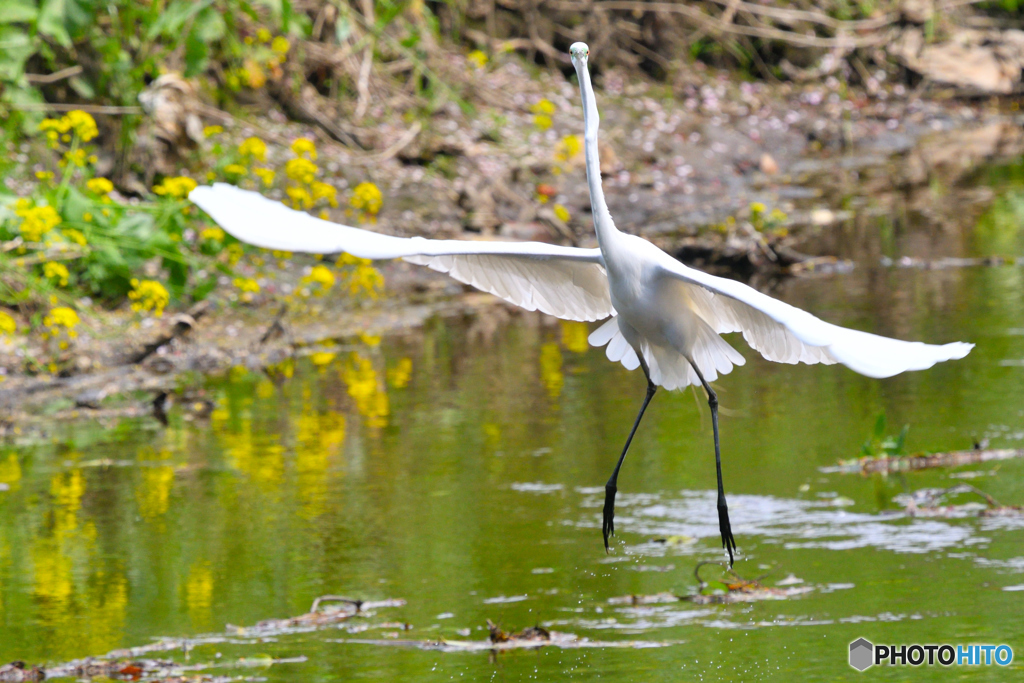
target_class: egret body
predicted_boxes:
[189,43,973,565]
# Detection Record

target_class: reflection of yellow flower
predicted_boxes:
[468,50,488,68]
[540,342,563,398]
[0,311,16,336]
[153,176,197,199]
[291,138,317,160]
[344,353,389,428]
[560,320,590,354]
[43,261,70,287]
[129,279,170,317]
[350,182,382,216]
[387,357,413,388]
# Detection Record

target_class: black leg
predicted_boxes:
[689,361,737,566]
[603,356,656,551]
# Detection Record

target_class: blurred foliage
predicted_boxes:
[861,414,910,458]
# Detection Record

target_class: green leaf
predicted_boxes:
[184,29,208,76]
[147,0,212,40]
[0,27,35,81]
[0,1,37,24]
[38,0,72,48]
[193,7,225,43]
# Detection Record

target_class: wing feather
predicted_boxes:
[190,184,614,322]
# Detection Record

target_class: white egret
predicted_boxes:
[189,42,973,566]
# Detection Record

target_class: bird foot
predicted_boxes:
[602,484,617,551]
[718,497,737,567]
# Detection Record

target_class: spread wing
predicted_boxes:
[190,184,614,321]
[653,250,972,378]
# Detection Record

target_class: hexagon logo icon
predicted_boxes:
[849,638,874,671]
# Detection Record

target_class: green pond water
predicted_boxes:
[2,169,1024,680]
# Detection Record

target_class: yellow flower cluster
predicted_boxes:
[254,168,275,187]
[239,137,267,162]
[291,138,316,160]
[204,125,224,137]
[63,228,87,246]
[344,353,389,428]
[271,36,290,55]
[86,177,114,195]
[337,252,384,298]
[285,157,317,185]
[554,134,582,163]
[350,182,382,217]
[43,261,70,287]
[225,163,248,176]
[531,98,556,131]
[0,311,16,336]
[14,199,61,243]
[301,264,335,295]
[38,110,98,146]
[467,50,488,69]
[129,279,169,317]
[43,307,80,339]
[553,204,571,223]
[233,277,260,302]
[153,176,197,199]
[200,227,226,242]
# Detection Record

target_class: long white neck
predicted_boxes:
[574,59,619,251]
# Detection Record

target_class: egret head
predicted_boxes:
[569,42,590,66]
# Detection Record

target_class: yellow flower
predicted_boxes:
[61,148,89,167]
[233,277,260,303]
[128,279,170,317]
[467,50,488,69]
[225,163,248,176]
[0,311,16,336]
[62,229,87,246]
[65,110,98,142]
[256,28,272,43]
[311,181,337,207]
[301,264,335,293]
[83,213,93,223]
[285,157,318,185]
[200,227,225,242]
[43,307,80,338]
[291,138,317,160]
[35,170,55,181]
[286,186,314,210]
[271,36,290,55]
[554,134,582,162]
[337,253,384,297]
[153,176,197,199]
[749,202,766,216]
[350,182,382,216]
[553,204,570,223]
[43,262,70,287]
[15,201,61,242]
[531,98,556,115]
[203,125,224,137]
[253,168,275,187]
[86,177,114,195]
[238,137,268,162]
